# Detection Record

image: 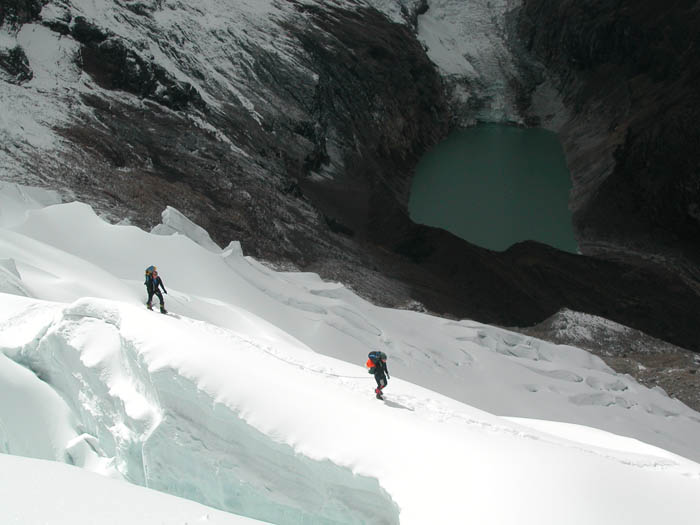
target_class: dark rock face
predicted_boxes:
[120,0,161,17]
[0,44,32,83]
[0,0,45,27]
[515,0,700,290]
[73,17,204,111]
[288,4,449,238]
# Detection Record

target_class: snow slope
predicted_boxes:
[0,453,267,525]
[1,182,700,524]
[414,0,523,123]
[1,0,524,183]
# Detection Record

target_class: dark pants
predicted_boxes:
[147,289,164,307]
[374,374,387,394]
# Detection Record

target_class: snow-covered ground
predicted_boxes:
[0,454,265,525]
[1,181,700,524]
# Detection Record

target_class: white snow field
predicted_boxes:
[1,181,700,525]
[0,454,266,525]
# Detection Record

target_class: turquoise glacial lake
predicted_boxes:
[408,124,579,253]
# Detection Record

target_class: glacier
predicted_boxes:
[0,184,699,524]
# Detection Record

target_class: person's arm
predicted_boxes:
[384,362,390,379]
[159,277,167,294]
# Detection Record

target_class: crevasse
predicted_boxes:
[4,300,399,525]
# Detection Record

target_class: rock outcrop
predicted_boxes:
[0,0,45,27]
[0,43,32,83]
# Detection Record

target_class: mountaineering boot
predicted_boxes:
[146,303,152,310]
[160,305,168,314]
[376,393,384,400]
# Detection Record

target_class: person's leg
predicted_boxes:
[146,290,155,309]
[155,290,166,312]
[375,375,387,397]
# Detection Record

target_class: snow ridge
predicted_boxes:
[3,296,399,524]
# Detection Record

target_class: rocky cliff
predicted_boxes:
[515,0,700,292]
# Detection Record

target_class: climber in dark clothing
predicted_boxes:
[145,266,168,313]
[367,351,390,399]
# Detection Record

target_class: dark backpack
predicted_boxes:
[366,351,385,374]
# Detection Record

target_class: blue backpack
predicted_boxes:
[366,351,386,374]
[145,265,156,284]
